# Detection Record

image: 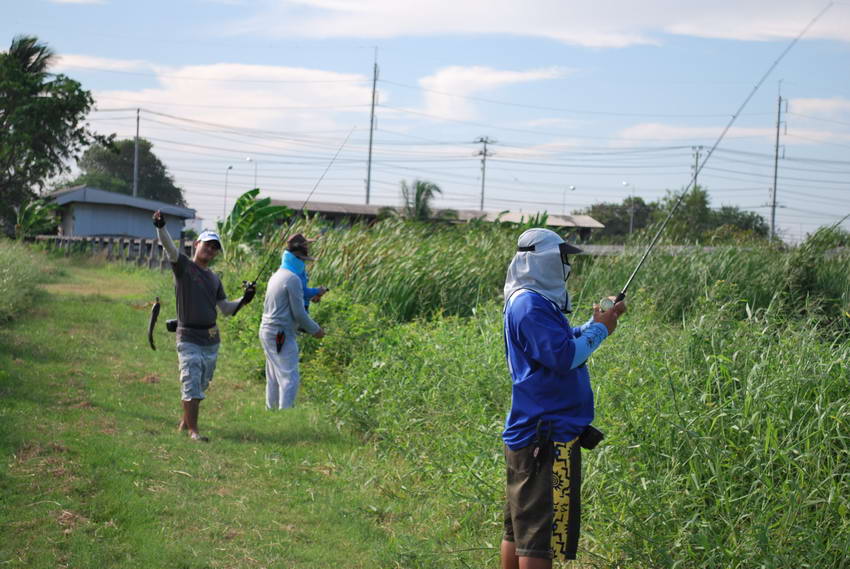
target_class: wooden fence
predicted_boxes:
[35,235,193,270]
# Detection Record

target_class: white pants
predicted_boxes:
[259,327,300,409]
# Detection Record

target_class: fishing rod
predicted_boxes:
[241,126,356,294]
[600,2,834,313]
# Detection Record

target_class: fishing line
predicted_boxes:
[245,125,356,289]
[600,2,834,311]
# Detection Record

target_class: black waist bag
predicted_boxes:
[579,425,604,450]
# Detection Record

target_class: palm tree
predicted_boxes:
[400,179,442,221]
[7,35,54,76]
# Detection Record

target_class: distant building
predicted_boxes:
[269,199,603,239]
[271,199,384,225]
[453,210,604,241]
[49,185,195,239]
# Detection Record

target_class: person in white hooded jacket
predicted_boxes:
[500,228,625,568]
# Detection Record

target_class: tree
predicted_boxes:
[654,186,714,242]
[711,205,769,237]
[400,179,443,221]
[575,186,768,244]
[574,196,657,241]
[656,186,769,242]
[0,35,108,233]
[72,138,186,206]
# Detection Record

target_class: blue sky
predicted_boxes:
[5,0,850,241]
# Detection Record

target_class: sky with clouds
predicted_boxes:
[5,0,850,241]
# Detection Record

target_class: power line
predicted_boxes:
[56,64,369,84]
[378,78,770,118]
[96,95,370,111]
[787,112,850,128]
[379,103,771,142]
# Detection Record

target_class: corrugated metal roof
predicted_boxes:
[453,209,605,228]
[49,186,196,218]
[270,199,604,229]
[271,199,384,216]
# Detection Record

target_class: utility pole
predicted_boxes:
[133,108,140,198]
[475,137,494,211]
[691,145,703,189]
[365,50,378,205]
[223,165,233,218]
[770,89,784,243]
[622,181,635,235]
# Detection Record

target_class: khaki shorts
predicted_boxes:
[503,438,582,561]
[176,341,219,401]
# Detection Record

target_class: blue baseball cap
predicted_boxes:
[197,230,223,250]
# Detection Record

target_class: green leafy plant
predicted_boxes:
[215,188,292,263]
[14,198,58,239]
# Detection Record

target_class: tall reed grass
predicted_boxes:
[212,220,849,566]
[297,223,849,567]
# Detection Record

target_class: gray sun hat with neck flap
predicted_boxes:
[504,228,581,313]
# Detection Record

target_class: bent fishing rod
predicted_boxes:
[600,2,834,313]
[240,126,356,296]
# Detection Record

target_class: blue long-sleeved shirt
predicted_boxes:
[280,250,321,309]
[502,290,608,449]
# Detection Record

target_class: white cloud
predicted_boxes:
[54,54,153,72]
[228,0,850,46]
[789,97,850,117]
[68,57,378,221]
[616,122,850,145]
[519,118,583,130]
[418,66,569,120]
[91,62,371,130]
[615,123,774,143]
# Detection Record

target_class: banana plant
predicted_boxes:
[14,199,58,239]
[215,189,292,263]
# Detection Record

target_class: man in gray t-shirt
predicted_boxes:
[153,210,255,441]
[172,253,227,346]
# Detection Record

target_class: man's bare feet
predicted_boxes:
[189,431,209,442]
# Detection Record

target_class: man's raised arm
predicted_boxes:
[152,210,179,262]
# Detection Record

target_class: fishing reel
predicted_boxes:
[599,292,626,313]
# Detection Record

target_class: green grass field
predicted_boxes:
[0,255,465,568]
[1,227,849,568]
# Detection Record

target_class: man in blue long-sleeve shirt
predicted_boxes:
[500,228,625,568]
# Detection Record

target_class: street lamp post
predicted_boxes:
[622,181,635,234]
[246,157,257,188]
[562,185,575,215]
[223,165,233,218]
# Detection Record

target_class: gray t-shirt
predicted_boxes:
[172,253,226,346]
